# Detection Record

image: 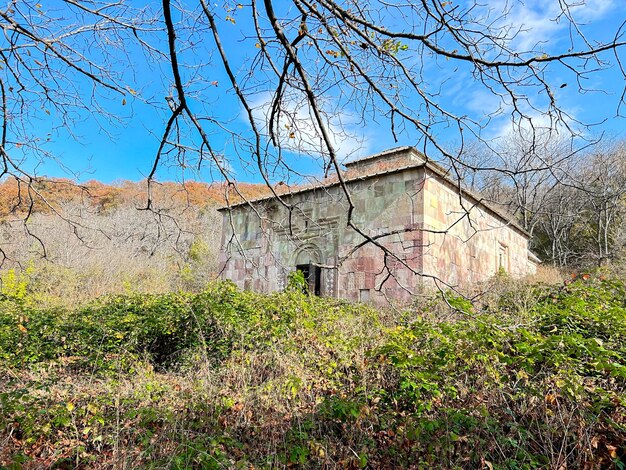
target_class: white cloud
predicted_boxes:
[473,0,617,53]
[487,104,582,142]
[507,4,563,52]
[569,0,616,22]
[463,89,505,119]
[447,0,619,140]
[248,92,373,162]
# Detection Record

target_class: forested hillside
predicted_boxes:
[0,178,270,217]
[0,178,269,303]
[461,137,626,270]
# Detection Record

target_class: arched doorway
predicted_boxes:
[294,244,322,296]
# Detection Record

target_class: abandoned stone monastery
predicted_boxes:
[218,147,537,304]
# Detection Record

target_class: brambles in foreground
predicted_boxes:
[0,277,625,468]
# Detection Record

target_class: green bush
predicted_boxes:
[0,276,624,468]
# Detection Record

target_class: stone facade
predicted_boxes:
[218,147,532,304]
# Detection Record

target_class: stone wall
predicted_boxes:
[421,168,529,287]
[334,168,425,303]
[218,157,530,304]
[219,167,426,304]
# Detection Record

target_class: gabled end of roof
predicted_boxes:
[344,146,424,168]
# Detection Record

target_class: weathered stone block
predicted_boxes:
[218,147,531,305]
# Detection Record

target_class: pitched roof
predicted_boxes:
[217,147,530,238]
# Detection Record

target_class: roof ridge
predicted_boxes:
[343,146,421,167]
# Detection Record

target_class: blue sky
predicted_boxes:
[15,0,626,184]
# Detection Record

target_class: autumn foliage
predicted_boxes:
[0,177,270,218]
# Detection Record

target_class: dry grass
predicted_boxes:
[527,264,566,285]
[0,202,221,306]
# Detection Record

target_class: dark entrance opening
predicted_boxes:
[296,263,322,296]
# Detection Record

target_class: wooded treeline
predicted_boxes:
[464,136,626,270]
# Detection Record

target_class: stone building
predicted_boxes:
[218,147,535,304]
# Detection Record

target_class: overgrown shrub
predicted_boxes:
[0,277,624,468]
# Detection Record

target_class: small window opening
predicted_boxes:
[497,243,508,271]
